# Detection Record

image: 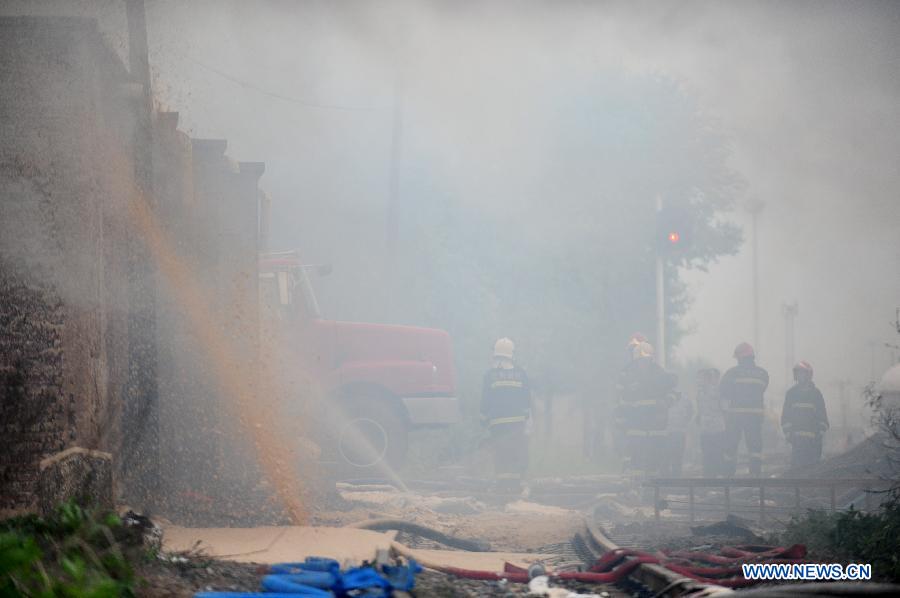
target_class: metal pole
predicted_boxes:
[654,485,661,523]
[834,378,850,451]
[259,191,271,252]
[746,199,764,354]
[386,69,403,256]
[123,0,160,509]
[783,302,798,387]
[753,209,759,352]
[787,309,792,386]
[656,196,666,368]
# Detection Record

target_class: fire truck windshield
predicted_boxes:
[294,267,322,319]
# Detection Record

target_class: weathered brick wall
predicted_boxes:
[0,17,139,513]
[0,270,67,511]
[0,16,267,517]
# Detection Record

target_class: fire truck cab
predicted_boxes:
[259,251,459,474]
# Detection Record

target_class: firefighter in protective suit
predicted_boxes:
[781,361,829,468]
[696,368,728,476]
[720,342,769,476]
[618,342,676,475]
[481,338,531,491]
[613,333,649,462]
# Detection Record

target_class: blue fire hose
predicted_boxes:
[194,556,420,597]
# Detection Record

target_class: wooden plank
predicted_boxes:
[161,525,396,565]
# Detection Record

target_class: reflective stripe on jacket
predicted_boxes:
[720,362,769,412]
[481,365,531,423]
[781,383,829,436]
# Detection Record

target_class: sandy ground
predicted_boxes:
[311,488,587,554]
[146,485,629,597]
[162,525,397,564]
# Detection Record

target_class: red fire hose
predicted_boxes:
[663,543,806,565]
[435,556,652,585]
[420,543,807,589]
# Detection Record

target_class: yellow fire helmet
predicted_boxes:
[633,341,655,360]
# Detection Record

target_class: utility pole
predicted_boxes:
[746,199,765,355]
[656,195,666,368]
[123,0,160,509]
[385,66,404,258]
[782,301,799,387]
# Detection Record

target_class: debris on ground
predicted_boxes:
[317,485,584,554]
[136,556,261,597]
[690,514,766,543]
[591,494,647,521]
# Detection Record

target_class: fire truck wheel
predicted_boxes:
[336,399,408,473]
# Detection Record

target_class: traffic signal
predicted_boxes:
[655,205,693,255]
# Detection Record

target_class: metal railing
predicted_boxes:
[646,477,891,523]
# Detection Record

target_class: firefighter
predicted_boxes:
[624,332,648,365]
[720,342,769,476]
[618,342,676,476]
[695,368,727,476]
[614,332,649,465]
[667,388,694,477]
[481,337,531,492]
[782,361,829,468]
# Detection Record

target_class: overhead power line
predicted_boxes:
[186,55,368,111]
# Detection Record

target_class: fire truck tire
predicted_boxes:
[336,398,408,473]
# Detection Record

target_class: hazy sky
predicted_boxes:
[4,0,897,422]
[150,1,900,397]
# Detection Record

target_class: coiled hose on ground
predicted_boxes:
[345,518,491,552]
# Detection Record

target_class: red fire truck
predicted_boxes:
[259,251,459,474]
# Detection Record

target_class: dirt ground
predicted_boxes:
[135,558,623,598]
[311,487,587,553]
[140,485,628,597]
[135,556,263,598]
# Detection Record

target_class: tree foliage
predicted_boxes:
[776,495,900,582]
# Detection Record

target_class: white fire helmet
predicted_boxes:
[493,337,515,360]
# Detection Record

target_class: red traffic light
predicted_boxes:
[655,205,693,254]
